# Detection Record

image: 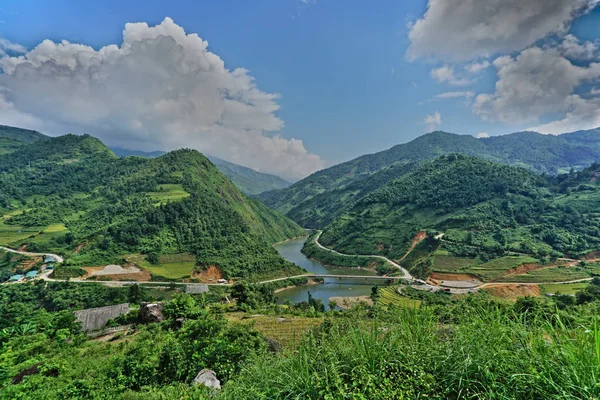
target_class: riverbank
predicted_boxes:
[274,278,321,293]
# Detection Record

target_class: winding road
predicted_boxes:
[0,246,64,263]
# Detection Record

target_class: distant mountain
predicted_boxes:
[206,155,291,196]
[110,146,291,195]
[0,125,49,155]
[0,134,304,280]
[318,154,600,277]
[260,129,600,228]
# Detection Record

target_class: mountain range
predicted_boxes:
[0,125,291,196]
[259,129,600,228]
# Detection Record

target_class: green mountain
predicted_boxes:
[260,129,600,228]
[318,154,600,278]
[0,134,304,280]
[0,125,49,155]
[110,148,291,195]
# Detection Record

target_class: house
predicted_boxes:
[25,271,38,280]
[9,274,24,282]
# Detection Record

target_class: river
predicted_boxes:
[273,237,385,309]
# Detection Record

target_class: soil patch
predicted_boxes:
[329,296,373,309]
[400,231,427,261]
[583,250,600,262]
[192,265,224,283]
[483,283,541,301]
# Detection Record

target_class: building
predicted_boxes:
[9,274,24,282]
[25,271,38,280]
[44,255,56,264]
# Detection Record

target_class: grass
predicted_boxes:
[147,184,190,204]
[377,286,421,308]
[218,305,600,399]
[225,313,323,349]
[432,252,478,271]
[0,223,41,246]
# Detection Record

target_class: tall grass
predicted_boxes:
[219,304,600,399]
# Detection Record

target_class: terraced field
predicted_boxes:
[377,286,421,308]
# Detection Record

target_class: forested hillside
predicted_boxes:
[0,134,304,280]
[261,129,600,226]
[0,125,48,155]
[318,155,600,276]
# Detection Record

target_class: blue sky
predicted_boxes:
[0,0,599,180]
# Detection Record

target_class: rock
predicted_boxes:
[193,369,221,390]
[138,302,164,323]
[276,317,286,322]
[266,337,283,353]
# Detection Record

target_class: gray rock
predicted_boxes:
[138,302,164,323]
[193,369,221,390]
[266,337,283,353]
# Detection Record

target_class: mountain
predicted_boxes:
[110,147,291,195]
[0,124,49,155]
[260,129,600,228]
[318,154,600,277]
[206,155,291,196]
[0,135,304,280]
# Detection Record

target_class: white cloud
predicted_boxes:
[557,34,599,60]
[0,38,26,56]
[0,18,323,180]
[424,111,442,131]
[529,95,600,134]
[465,61,490,74]
[476,132,489,138]
[473,46,600,125]
[431,65,471,86]
[435,91,474,99]
[407,0,599,61]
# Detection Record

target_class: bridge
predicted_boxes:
[307,274,410,280]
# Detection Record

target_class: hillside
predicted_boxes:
[0,124,49,155]
[0,135,305,280]
[318,155,600,278]
[260,129,600,227]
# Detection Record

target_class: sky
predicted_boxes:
[0,0,600,180]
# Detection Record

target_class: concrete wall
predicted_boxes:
[186,284,209,294]
[74,303,130,332]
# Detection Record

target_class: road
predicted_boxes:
[313,231,415,280]
[0,246,64,263]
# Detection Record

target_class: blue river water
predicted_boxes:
[273,237,384,309]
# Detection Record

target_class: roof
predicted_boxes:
[25,271,37,277]
[9,274,24,281]
[44,255,56,262]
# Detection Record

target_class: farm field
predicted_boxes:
[431,249,478,271]
[540,282,590,295]
[499,264,600,283]
[147,184,190,204]
[127,252,196,279]
[461,256,539,281]
[226,313,323,349]
[377,286,421,308]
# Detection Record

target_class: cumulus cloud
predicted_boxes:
[557,34,599,60]
[434,91,474,99]
[476,132,489,138]
[431,66,471,86]
[473,47,600,125]
[0,38,26,56]
[465,61,490,74]
[424,111,442,131]
[0,18,323,180]
[407,0,599,61]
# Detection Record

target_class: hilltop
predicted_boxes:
[260,129,600,227]
[0,134,304,281]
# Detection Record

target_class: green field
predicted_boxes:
[432,249,478,271]
[499,264,600,283]
[129,252,196,279]
[540,282,590,295]
[148,184,190,204]
[377,286,421,308]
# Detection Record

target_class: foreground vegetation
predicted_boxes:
[2,279,600,398]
